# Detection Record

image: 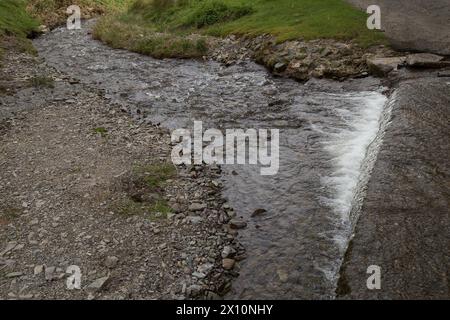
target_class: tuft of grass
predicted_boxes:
[0,206,22,225]
[28,75,55,88]
[0,0,40,38]
[183,0,254,29]
[93,15,209,59]
[116,197,171,219]
[132,163,176,188]
[93,126,108,137]
[113,162,176,219]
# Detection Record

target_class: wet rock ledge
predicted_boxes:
[338,77,450,299]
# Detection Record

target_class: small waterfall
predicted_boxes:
[333,91,397,295]
[347,91,396,236]
[317,90,396,290]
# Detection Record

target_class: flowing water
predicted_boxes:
[34,21,389,299]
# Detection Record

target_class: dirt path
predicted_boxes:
[346,0,450,55]
[0,50,241,300]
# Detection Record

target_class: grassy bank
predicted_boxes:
[0,0,132,62]
[27,0,134,28]
[93,0,386,59]
[0,0,40,60]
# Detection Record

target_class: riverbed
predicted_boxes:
[34,20,390,299]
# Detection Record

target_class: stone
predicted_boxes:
[274,62,287,72]
[222,258,235,270]
[251,208,267,217]
[6,272,23,278]
[406,53,444,68]
[197,263,214,275]
[37,25,49,34]
[34,265,44,275]
[188,202,206,212]
[186,284,203,297]
[221,246,235,258]
[104,256,119,269]
[367,57,406,76]
[437,71,450,77]
[86,276,109,292]
[229,219,247,229]
[1,241,17,256]
[192,271,206,279]
[45,266,56,280]
[186,216,203,225]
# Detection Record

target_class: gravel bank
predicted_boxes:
[0,50,242,300]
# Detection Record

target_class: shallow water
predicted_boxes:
[34,21,388,299]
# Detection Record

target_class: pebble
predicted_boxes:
[229,219,247,229]
[192,271,206,279]
[105,256,119,269]
[222,258,235,270]
[6,272,23,278]
[34,265,44,275]
[45,266,56,281]
[86,276,110,292]
[221,246,235,258]
[188,202,207,211]
[187,216,203,225]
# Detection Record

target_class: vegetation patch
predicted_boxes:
[27,0,134,28]
[93,126,108,137]
[93,16,209,59]
[113,162,176,219]
[95,0,386,52]
[0,205,22,226]
[0,0,40,38]
[28,75,55,88]
[183,1,254,29]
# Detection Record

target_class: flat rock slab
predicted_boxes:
[406,53,447,68]
[338,78,450,299]
[367,56,406,76]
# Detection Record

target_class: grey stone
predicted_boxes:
[105,256,119,269]
[34,265,44,275]
[188,202,206,211]
[86,276,109,292]
[406,53,444,68]
[192,271,206,279]
[274,62,287,72]
[6,272,23,278]
[45,266,56,280]
[187,216,203,225]
[229,219,247,229]
[367,57,406,76]
[197,263,214,275]
[221,246,236,258]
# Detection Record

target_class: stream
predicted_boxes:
[34,21,389,299]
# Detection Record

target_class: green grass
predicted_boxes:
[114,162,176,219]
[0,0,39,38]
[93,15,209,58]
[99,0,385,48]
[28,75,55,88]
[116,197,171,219]
[93,126,108,136]
[132,163,176,188]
